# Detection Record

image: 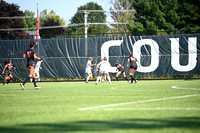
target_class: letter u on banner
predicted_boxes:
[170,37,197,72]
[133,39,159,73]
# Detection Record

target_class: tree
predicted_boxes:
[39,10,66,39]
[109,0,135,35]
[0,0,31,40]
[24,10,36,30]
[127,0,200,34]
[67,2,109,37]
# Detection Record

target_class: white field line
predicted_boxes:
[103,107,200,111]
[79,94,200,111]
[171,86,200,91]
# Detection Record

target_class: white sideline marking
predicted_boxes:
[172,86,200,91]
[79,94,200,111]
[103,107,200,111]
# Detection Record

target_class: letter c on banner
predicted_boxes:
[101,40,123,72]
[133,39,159,73]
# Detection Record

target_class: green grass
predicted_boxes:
[0,80,200,133]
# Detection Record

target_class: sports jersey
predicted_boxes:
[129,56,138,69]
[85,60,92,73]
[35,61,41,72]
[4,65,14,76]
[99,60,111,73]
[116,63,124,72]
[24,48,37,68]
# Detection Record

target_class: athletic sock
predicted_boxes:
[107,76,111,83]
[116,77,119,82]
[32,78,37,87]
[130,75,136,83]
[125,77,129,82]
[96,76,101,83]
[6,79,11,84]
[23,76,30,85]
[86,76,90,82]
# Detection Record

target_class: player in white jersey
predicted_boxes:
[96,57,112,85]
[85,57,96,83]
[35,58,43,81]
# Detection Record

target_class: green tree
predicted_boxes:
[24,10,36,30]
[67,2,109,37]
[109,0,135,36]
[0,0,31,40]
[127,0,200,34]
[39,10,66,38]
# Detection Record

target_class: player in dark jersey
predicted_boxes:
[127,52,140,84]
[20,42,41,90]
[115,60,129,83]
[2,60,15,85]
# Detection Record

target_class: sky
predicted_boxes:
[5,0,113,23]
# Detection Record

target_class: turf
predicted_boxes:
[0,80,200,133]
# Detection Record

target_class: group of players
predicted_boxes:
[85,52,140,85]
[2,42,43,90]
[2,41,140,89]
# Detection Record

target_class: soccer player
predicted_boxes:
[127,52,140,84]
[2,60,15,85]
[20,42,41,90]
[35,58,43,81]
[96,57,112,85]
[85,57,96,83]
[115,60,129,83]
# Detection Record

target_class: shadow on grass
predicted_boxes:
[0,117,200,132]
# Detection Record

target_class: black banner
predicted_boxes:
[0,34,199,79]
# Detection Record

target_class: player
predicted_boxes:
[115,60,129,83]
[35,58,43,81]
[95,57,112,85]
[20,42,41,90]
[85,57,96,83]
[127,52,140,84]
[2,60,16,85]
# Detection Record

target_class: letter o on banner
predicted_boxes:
[133,39,159,73]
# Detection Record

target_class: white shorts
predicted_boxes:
[35,70,39,73]
[85,69,92,73]
[100,69,109,74]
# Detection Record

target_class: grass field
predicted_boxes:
[0,80,200,133]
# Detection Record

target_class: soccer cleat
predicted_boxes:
[135,80,137,84]
[95,83,97,85]
[85,81,88,83]
[34,86,41,90]
[20,83,24,90]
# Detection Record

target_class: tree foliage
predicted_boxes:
[24,10,36,29]
[110,0,200,35]
[109,0,134,35]
[130,0,200,34]
[67,2,109,36]
[0,0,31,40]
[39,10,66,39]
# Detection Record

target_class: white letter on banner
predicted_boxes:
[170,37,197,72]
[133,39,159,73]
[101,40,123,72]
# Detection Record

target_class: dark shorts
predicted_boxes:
[118,68,125,73]
[27,61,35,68]
[4,72,11,77]
[130,64,137,70]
